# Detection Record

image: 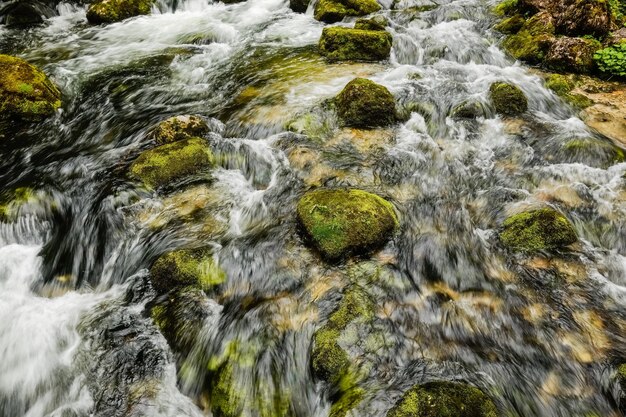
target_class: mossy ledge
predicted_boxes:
[335,78,396,128]
[319,27,393,62]
[489,82,528,116]
[150,247,226,295]
[0,54,61,124]
[128,136,215,189]
[314,0,381,23]
[86,0,154,24]
[296,188,398,260]
[386,381,498,417]
[499,207,578,252]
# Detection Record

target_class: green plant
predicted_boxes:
[594,42,626,77]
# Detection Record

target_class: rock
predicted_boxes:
[545,37,601,74]
[521,10,555,35]
[319,26,393,62]
[607,28,626,45]
[554,0,612,37]
[354,15,388,30]
[561,137,625,168]
[289,0,309,12]
[128,137,215,189]
[386,381,498,417]
[296,188,398,260]
[450,100,487,119]
[489,82,528,116]
[0,54,61,124]
[150,115,210,144]
[311,287,374,383]
[618,363,626,409]
[544,73,594,109]
[499,207,578,252]
[150,247,226,294]
[86,0,153,24]
[494,14,526,34]
[314,0,380,23]
[501,29,554,64]
[0,0,57,26]
[335,78,396,128]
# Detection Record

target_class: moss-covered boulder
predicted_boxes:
[545,37,601,73]
[561,137,626,168]
[150,115,210,144]
[544,74,593,109]
[354,16,388,31]
[128,137,215,189]
[319,27,393,62]
[494,14,526,34]
[86,0,154,24]
[150,247,226,294]
[450,100,487,119]
[297,188,398,260]
[0,54,61,124]
[489,82,528,116]
[311,287,374,383]
[499,207,578,252]
[554,0,612,38]
[501,30,554,63]
[386,381,498,417]
[335,78,396,128]
[314,0,380,23]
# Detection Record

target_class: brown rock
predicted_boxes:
[544,37,600,74]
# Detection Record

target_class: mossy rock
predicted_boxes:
[449,100,487,119]
[335,78,396,128]
[493,0,519,16]
[86,0,154,24]
[314,0,381,23]
[489,82,528,116]
[544,73,574,95]
[297,188,398,260]
[128,137,215,189]
[311,287,375,383]
[494,14,525,34]
[0,54,61,124]
[150,115,210,144]
[617,363,626,402]
[319,27,393,62]
[354,16,388,31]
[386,381,498,417]
[502,31,554,64]
[150,247,226,294]
[520,11,554,36]
[545,37,601,74]
[562,137,626,168]
[499,207,578,252]
[330,386,365,417]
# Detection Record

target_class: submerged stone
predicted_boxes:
[314,0,380,23]
[562,137,625,168]
[499,207,578,252]
[296,188,398,260]
[450,100,487,119]
[0,0,58,26]
[319,27,393,62]
[86,0,153,24]
[150,247,226,294]
[335,78,396,128]
[489,82,528,116]
[386,381,498,417]
[0,54,61,124]
[354,16,388,30]
[289,0,310,12]
[150,115,210,144]
[128,137,215,189]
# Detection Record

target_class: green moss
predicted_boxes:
[150,247,226,294]
[489,82,528,116]
[297,188,398,260]
[520,12,555,36]
[330,387,365,417]
[545,74,574,95]
[86,0,154,24]
[150,115,210,144]
[311,287,375,384]
[494,15,525,34]
[314,0,381,23]
[618,363,626,385]
[319,27,393,62]
[493,0,518,16]
[502,31,554,63]
[335,78,396,128]
[386,381,498,417]
[499,208,578,252]
[354,16,388,31]
[128,137,215,189]
[0,54,61,123]
[0,187,33,220]
[563,137,626,167]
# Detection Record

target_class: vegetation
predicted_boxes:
[594,42,626,77]
[499,208,578,252]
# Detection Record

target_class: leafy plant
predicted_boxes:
[594,42,626,77]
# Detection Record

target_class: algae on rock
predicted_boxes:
[319,27,393,62]
[314,0,381,23]
[499,207,578,252]
[150,247,226,294]
[150,115,210,144]
[128,137,215,189]
[0,54,61,125]
[86,0,154,24]
[489,82,528,116]
[296,188,398,260]
[335,78,396,128]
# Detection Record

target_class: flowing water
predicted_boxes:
[1,0,626,415]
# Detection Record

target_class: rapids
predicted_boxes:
[1,0,625,416]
